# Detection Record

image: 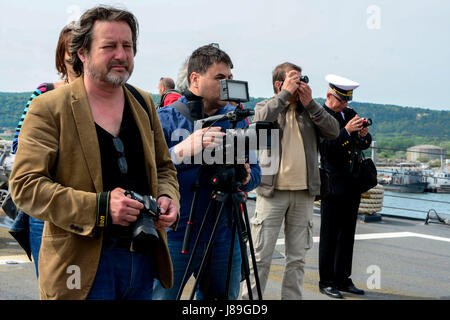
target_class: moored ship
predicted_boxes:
[379,169,428,193]
[426,171,450,193]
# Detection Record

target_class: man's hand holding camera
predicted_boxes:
[110,187,143,226]
[109,187,177,229]
[280,70,313,107]
[297,81,313,107]
[281,70,301,95]
[155,196,178,229]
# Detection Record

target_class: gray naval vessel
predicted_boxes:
[379,169,428,193]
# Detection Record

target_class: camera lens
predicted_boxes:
[132,213,159,254]
[361,118,372,128]
[299,75,309,83]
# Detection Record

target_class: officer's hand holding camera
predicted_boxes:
[345,115,364,133]
[358,126,369,137]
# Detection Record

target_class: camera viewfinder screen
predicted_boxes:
[227,81,249,102]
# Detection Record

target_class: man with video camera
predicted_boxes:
[241,62,339,300]
[153,45,261,300]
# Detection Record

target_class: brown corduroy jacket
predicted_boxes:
[9,77,180,299]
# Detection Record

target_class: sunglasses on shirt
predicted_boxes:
[112,137,128,175]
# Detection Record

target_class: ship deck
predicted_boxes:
[1,199,449,300]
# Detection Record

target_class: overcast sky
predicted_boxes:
[1,0,449,110]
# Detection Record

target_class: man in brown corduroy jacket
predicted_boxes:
[9,6,180,300]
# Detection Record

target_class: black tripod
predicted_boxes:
[176,165,263,300]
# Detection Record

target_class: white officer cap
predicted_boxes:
[325,74,359,101]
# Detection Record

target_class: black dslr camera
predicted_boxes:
[278,75,309,90]
[299,75,309,83]
[125,190,161,253]
[361,118,373,128]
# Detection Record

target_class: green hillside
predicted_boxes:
[0,91,162,131]
[0,92,32,133]
[1,91,449,159]
[243,97,450,158]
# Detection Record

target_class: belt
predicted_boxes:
[103,234,132,249]
[103,225,133,249]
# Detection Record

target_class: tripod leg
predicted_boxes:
[176,199,216,300]
[225,219,237,298]
[189,201,226,300]
[232,200,256,300]
[241,201,263,300]
[182,173,203,255]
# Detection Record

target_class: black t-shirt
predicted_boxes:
[95,99,149,239]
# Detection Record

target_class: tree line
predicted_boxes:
[1,91,449,159]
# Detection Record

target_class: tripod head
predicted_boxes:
[209,164,247,194]
[195,107,254,129]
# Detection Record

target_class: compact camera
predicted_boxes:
[361,118,373,128]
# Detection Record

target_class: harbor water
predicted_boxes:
[381,191,450,220]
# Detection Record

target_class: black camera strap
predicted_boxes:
[171,100,196,123]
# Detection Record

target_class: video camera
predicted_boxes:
[192,80,274,188]
[196,108,274,163]
[186,79,274,190]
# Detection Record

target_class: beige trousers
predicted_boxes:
[241,190,314,300]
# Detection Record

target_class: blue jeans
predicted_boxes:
[29,216,44,277]
[152,236,242,300]
[86,245,154,300]
[10,211,44,278]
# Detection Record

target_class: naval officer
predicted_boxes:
[318,74,372,299]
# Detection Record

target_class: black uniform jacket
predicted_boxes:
[319,105,372,196]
